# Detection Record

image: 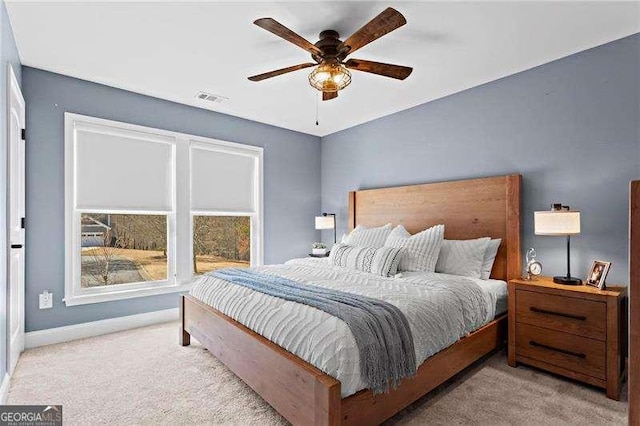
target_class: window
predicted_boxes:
[189,140,261,277]
[81,213,168,287]
[193,215,250,275]
[65,113,262,305]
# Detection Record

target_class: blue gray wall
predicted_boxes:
[0,1,21,377]
[23,67,321,332]
[321,34,640,285]
[22,33,640,333]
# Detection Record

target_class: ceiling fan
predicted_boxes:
[248,7,413,101]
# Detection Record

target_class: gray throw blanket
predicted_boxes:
[211,268,417,394]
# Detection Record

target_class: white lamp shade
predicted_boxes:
[534,211,581,235]
[315,215,335,230]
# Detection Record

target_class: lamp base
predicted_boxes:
[553,276,583,285]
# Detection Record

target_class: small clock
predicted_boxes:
[527,261,542,278]
[525,248,542,280]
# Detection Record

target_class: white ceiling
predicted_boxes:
[6,1,639,137]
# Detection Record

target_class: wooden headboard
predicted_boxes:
[348,174,522,281]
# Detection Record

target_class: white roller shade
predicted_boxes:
[74,125,174,211]
[190,144,257,213]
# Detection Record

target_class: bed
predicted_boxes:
[180,174,522,425]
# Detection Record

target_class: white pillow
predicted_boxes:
[384,224,444,272]
[343,224,393,248]
[329,243,403,277]
[435,238,491,279]
[480,239,502,280]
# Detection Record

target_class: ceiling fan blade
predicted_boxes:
[248,63,316,82]
[254,18,323,56]
[344,59,412,80]
[338,8,406,56]
[323,91,338,101]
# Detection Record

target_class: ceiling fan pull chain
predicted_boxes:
[315,91,320,126]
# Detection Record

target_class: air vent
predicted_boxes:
[196,91,228,104]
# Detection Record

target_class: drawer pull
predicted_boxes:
[529,340,586,359]
[529,307,586,321]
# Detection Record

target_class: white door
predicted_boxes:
[7,64,25,374]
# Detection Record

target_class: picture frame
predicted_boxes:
[586,260,611,290]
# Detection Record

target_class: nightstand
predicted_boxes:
[508,276,627,400]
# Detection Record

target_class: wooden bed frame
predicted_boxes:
[181,174,522,425]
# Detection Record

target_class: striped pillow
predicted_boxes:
[343,224,393,248]
[329,243,403,277]
[384,224,444,272]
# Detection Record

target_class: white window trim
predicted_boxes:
[64,113,263,306]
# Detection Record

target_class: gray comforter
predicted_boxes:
[191,258,496,397]
[211,268,416,393]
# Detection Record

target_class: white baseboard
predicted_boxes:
[0,373,10,404]
[25,308,179,349]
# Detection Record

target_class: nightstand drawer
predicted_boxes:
[516,323,606,380]
[516,289,606,340]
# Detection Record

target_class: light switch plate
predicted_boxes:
[39,291,52,309]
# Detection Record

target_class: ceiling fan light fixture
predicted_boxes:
[249,8,411,101]
[308,63,352,92]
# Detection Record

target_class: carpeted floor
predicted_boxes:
[8,321,627,425]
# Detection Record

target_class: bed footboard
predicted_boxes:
[180,295,342,425]
[340,315,507,425]
[181,296,507,425]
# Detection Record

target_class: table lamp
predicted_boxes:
[315,213,336,245]
[534,204,581,285]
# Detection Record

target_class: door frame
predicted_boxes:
[6,63,25,376]
[630,180,639,425]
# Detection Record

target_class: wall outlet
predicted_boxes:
[39,290,53,309]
